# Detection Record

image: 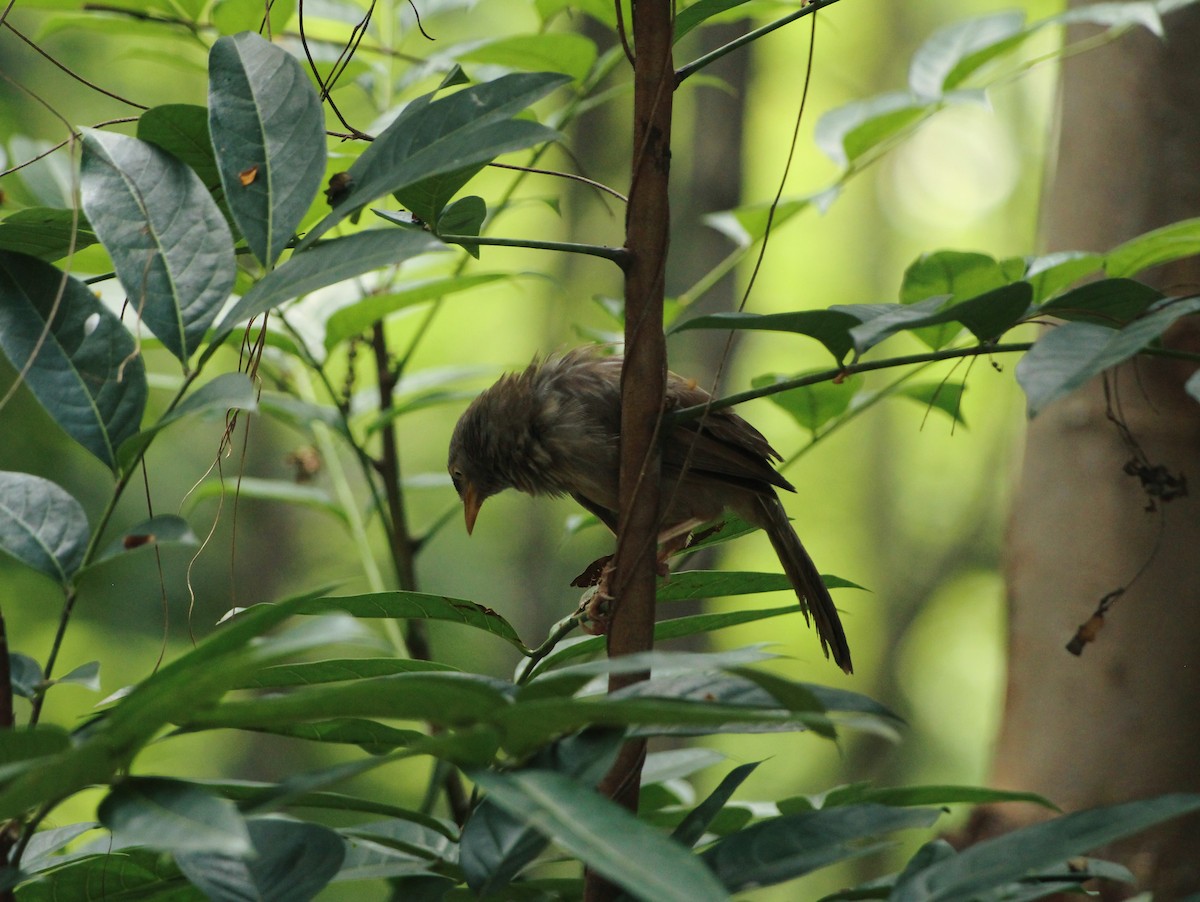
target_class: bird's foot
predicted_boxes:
[575,557,617,634]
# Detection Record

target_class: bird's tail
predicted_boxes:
[755,495,853,674]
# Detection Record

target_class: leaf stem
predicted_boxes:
[437,233,631,267]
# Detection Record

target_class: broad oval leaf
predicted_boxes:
[175,817,345,902]
[80,129,236,364]
[299,72,568,247]
[0,471,89,583]
[1106,216,1200,279]
[814,92,931,169]
[752,371,862,434]
[138,104,222,194]
[209,32,327,267]
[214,229,446,335]
[99,776,253,857]
[908,11,1027,98]
[0,252,147,469]
[458,33,598,82]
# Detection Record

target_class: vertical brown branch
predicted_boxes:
[588,0,673,897]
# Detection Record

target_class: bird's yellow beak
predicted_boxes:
[462,483,483,535]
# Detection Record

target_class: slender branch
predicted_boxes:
[0,118,138,179]
[3,24,148,109]
[672,342,1036,420]
[436,233,630,266]
[675,0,844,85]
[487,162,629,203]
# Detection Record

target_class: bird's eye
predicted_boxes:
[450,470,463,495]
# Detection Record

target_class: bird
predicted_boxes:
[446,346,853,674]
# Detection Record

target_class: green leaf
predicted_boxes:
[183,476,345,524]
[656,570,862,603]
[0,208,97,260]
[322,273,508,351]
[703,197,812,248]
[670,309,861,362]
[1106,216,1200,278]
[896,381,967,426]
[56,660,101,691]
[814,93,932,169]
[211,0,294,35]
[0,471,88,583]
[100,776,253,857]
[8,653,43,700]
[672,760,761,848]
[1024,251,1103,303]
[436,195,487,258]
[15,847,193,902]
[138,104,221,194]
[782,784,1056,813]
[890,794,1200,902]
[92,514,199,564]
[473,769,730,902]
[295,590,528,650]
[234,718,424,754]
[674,0,752,41]
[116,371,259,470]
[1039,278,1163,327]
[0,252,147,470]
[300,73,568,247]
[239,656,459,689]
[80,130,235,363]
[208,32,327,267]
[704,804,940,892]
[900,251,1010,306]
[458,33,598,82]
[1016,297,1200,415]
[847,282,1033,354]
[908,11,1026,98]
[752,372,862,433]
[0,725,70,771]
[175,818,345,902]
[214,229,446,335]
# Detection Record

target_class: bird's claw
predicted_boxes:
[575,584,613,634]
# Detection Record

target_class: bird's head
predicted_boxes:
[447,405,504,535]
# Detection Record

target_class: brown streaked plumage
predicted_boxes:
[447,346,853,674]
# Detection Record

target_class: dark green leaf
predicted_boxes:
[473,769,729,902]
[208,32,327,267]
[781,784,1056,813]
[0,208,97,260]
[672,761,761,848]
[900,250,1010,306]
[182,476,345,524]
[239,656,458,689]
[1017,296,1200,415]
[15,847,195,902]
[138,104,221,194]
[890,794,1200,902]
[80,130,235,363]
[393,166,482,224]
[0,470,88,583]
[300,73,568,247]
[0,252,147,470]
[1039,278,1163,327]
[704,805,940,892]
[8,653,43,700]
[234,718,423,754]
[214,229,446,335]
[0,726,70,771]
[1023,251,1103,303]
[657,570,862,602]
[671,309,860,362]
[175,818,345,902]
[99,776,253,857]
[752,372,862,433]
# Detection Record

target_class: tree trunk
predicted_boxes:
[975,5,1200,897]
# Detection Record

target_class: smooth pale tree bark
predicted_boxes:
[974,5,1200,897]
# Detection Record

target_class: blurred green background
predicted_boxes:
[0,0,1062,896]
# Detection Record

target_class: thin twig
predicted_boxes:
[3,24,148,109]
[488,161,628,202]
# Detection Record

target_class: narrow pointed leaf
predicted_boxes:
[0,471,88,583]
[0,252,147,469]
[671,309,860,362]
[672,761,761,848]
[890,794,1200,902]
[473,769,730,902]
[209,32,327,267]
[80,130,235,363]
[1039,278,1162,327]
[214,229,445,334]
[1106,216,1200,278]
[300,73,568,247]
[100,776,253,857]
